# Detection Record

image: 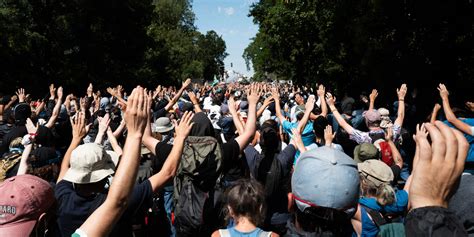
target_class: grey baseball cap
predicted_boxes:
[292,146,360,211]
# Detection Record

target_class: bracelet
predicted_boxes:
[399,99,404,101]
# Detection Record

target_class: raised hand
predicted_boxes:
[182,78,192,88]
[305,95,315,112]
[326,92,336,107]
[271,87,280,101]
[438,83,449,100]
[16,88,26,103]
[97,113,111,134]
[25,118,38,135]
[262,96,274,107]
[57,86,64,99]
[124,87,149,138]
[188,91,199,105]
[247,83,262,105]
[70,112,90,140]
[369,89,378,101]
[87,83,93,97]
[317,84,326,97]
[324,125,336,147]
[174,111,194,139]
[397,84,407,100]
[49,84,56,99]
[409,121,469,209]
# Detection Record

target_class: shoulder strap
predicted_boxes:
[259,231,272,237]
[362,206,387,227]
[218,229,231,237]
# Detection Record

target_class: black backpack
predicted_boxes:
[254,152,288,226]
[173,136,223,237]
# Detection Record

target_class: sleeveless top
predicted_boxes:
[218,227,272,237]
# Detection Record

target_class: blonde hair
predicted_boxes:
[360,175,395,206]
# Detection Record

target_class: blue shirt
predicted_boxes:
[444,119,474,162]
[282,120,315,164]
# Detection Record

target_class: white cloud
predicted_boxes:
[217,6,235,16]
[224,7,235,16]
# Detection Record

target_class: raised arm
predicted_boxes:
[324,125,336,147]
[45,86,64,128]
[234,84,260,151]
[438,84,473,135]
[188,91,203,113]
[326,93,354,135]
[17,118,36,175]
[257,96,274,118]
[368,89,378,111]
[113,119,126,138]
[79,86,149,237]
[142,93,159,155]
[385,127,403,169]
[272,88,286,124]
[296,95,315,134]
[164,78,191,111]
[57,111,89,183]
[430,103,441,124]
[107,127,123,157]
[94,113,110,144]
[148,111,194,192]
[317,84,328,117]
[394,84,407,127]
[228,97,244,135]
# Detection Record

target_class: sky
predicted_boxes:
[193,0,258,77]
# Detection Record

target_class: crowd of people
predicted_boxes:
[0,79,473,237]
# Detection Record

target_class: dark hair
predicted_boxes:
[295,206,352,236]
[312,116,329,139]
[224,179,266,226]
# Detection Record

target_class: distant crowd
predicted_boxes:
[0,79,473,237]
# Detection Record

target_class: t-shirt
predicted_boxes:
[55,179,153,237]
[244,144,296,179]
[444,119,474,162]
[282,120,315,163]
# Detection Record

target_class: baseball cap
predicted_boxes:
[292,147,360,212]
[358,159,394,187]
[0,175,54,236]
[353,143,379,163]
[63,143,118,184]
[152,117,174,133]
[363,109,381,127]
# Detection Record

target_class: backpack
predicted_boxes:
[254,153,288,226]
[255,153,284,201]
[0,152,22,181]
[363,206,406,237]
[173,136,223,237]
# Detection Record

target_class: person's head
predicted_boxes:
[294,105,305,121]
[358,160,395,206]
[0,175,55,236]
[259,119,280,153]
[224,179,266,226]
[290,147,359,234]
[62,143,118,185]
[13,103,31,126]
[295,92,304,105]
[312,116,329,140]
[27,147,61,183]
[152,117,175,137]
[353,143,379,163]
[8,137,24,154]
[363,109,381,128]
[189,112,215,137]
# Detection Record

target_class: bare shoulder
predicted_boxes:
[211,230,221,237]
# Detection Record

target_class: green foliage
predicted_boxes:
[245,0,474,94]
[0,0,227,94]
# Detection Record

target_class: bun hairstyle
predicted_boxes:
[224,179,266,226]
